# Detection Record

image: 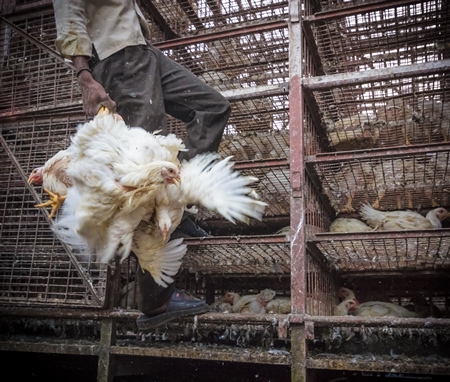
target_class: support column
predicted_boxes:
[97,318,117,382]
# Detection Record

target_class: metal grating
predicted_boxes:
[182,235,290,275]
[0,12,80,117]
[305,250,338,316]
[158,26,290,95]
[307,71,450,151]
[316,0,385,12]
[143,0,288,39]
[0,115,107,307]
[307,146,450,213]
[307,0,448,74]
[219,130,290,162]
[309,230,450,273]
[304,174,333,235]
[168,93,290,138]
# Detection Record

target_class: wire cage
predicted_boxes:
[0,4,292,310]
[0,10,80,117]
[304,0,449,75]
[0,115,108,307]
[142,0,289,40]
[299,4,450,365]
[303,69,450,152]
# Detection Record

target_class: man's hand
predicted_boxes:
[77,72,116,116]
[72,55,116,116]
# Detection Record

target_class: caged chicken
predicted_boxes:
[336,288,420,318]
[211,291,241,313]
[329,217,372,233]
[352,301,420,318]
[360,204,450,231]
[28,149,72,218]
[334,299,419,318]
[266,297,291,314]
[232,289,276,314]
[54,107,267,286]
[334,299,359,316]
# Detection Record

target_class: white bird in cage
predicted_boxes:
[232,289,276,314]
[329,217,372,233]
[360,204,450,231]
[54,107,267,286]
[334,299,359,316]
[28,149,72,218]
[352,301,420,318]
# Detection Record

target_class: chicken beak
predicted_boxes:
[171,175,181,186]
[162,226,168,242]
[27,175,35,185]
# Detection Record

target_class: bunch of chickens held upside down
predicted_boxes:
[28,107,267,287]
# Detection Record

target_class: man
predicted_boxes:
[52,0,231,330]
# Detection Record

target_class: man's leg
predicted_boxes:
[149,44,231,160]
[91,43,231,153]
[135,262,210,331]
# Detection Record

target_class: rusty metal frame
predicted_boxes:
[0,15,74,70]
[154,19,288,49]
[303,60,450,90]
[139,0,178,40]
[289,0,308,381]
[308,0,426,21]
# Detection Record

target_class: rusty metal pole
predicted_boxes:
[97,260,122,382]
[97,318,117,382]
[289,0,307,381]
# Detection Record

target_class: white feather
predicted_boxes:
[175,153,267,224]
[54,111,180,264]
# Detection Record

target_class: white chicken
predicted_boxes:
[360,204,450,231]
[337,287,359,303]
[28,149,72,218]
[131,152,267,287]
[211,291,241,313]
[232,289,276,314]
[329,218,372,233]
[266,297,291,314]
[336,288,420,318]
[352,301,420,318]
[334,299,359,316]
[55,108,181,264]
[334,299,419,317]
[55,107,267,287]
[338,286,392,304]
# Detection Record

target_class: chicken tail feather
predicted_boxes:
[180,154,267,224]
[139,238,187,288]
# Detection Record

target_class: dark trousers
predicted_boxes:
[90,43,231,314]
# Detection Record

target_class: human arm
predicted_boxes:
[73,56,116,116]
[52,0,116,115]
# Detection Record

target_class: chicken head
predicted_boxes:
[433,208,450,223]
[28,167,44,185]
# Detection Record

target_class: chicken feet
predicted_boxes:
[35,188,66,218]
